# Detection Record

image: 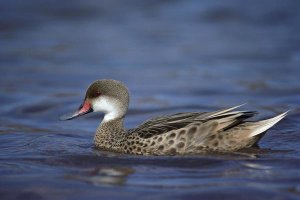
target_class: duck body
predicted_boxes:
[61,79,287,155]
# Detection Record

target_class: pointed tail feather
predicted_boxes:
[247,111,288,138]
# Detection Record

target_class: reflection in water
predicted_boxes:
[241,162,272,170]
[0,0,300,199]
[65,167,134,186]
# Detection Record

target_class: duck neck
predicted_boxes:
[94,117,125,150]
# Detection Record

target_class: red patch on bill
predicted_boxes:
[79,101,91,113]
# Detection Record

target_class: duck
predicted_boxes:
[60,79,288,155]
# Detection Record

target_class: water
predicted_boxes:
[1,0,300,199]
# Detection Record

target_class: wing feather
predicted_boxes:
[131,105,256,139]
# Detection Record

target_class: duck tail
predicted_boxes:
[247,111,288,138]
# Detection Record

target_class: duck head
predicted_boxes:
[60,79,130,122]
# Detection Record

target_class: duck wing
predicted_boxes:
[131,104,256,139]
[131,112,205,138]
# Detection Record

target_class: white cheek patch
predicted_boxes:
[92,96,120,122]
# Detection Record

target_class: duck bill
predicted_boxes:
[60,101,93,120]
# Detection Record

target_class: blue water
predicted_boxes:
[1,1,300,199]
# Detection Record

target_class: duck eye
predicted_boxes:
[94,91,101,97]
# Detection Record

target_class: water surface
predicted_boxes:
[1,1,300,199]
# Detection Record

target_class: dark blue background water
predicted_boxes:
[1,0,300,199]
